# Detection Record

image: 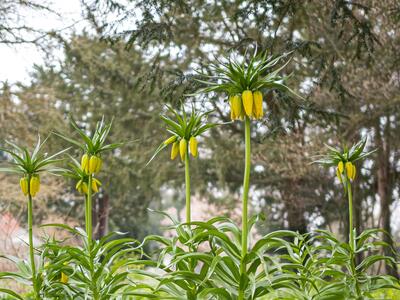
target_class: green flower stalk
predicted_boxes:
[314,137,375,298]
[55,116,123,246]
[196,46,298,300]
[0,137,68,299]
[148,105,217,223]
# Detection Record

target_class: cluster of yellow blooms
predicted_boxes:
[80,154,102,175]
[19,175,40,197]
[76,177,102,195]
[337,161,356,182]
[229,90,264,121]
[164,136,198,161]
[75,154,103,195]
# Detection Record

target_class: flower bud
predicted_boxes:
[81,154,89,174]
[189,136,198,157]
[242,90,253,117]
[179,138,187,161]
[253,90,263,119]
[170,142,179,160]
[163,136,177,145]
[20,177,29,196]
[29,175,40,197]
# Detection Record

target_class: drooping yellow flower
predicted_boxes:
[92,178,102,193]
[170,141,179,160]
[337,161,344,174]
[163,136,177,145]
[81,182,88,194]
[179,138,187,161]
[29,175,40,197]
[230,95,243,120]
[345,162,356,180]
[253,90,263,119]
[94,157,102,173]
[81,154,89,174]
[20,177,29,196]
[189,136,198,157]
[242,90,253,117]
[89,155,102,174]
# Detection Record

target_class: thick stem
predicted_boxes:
[27,180,39,299]
[239,116,251,300]
[185,148,191,223]
[347,180,361,298]
[87,175,93,245]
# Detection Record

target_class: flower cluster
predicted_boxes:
[148,105,217,165]
[196,48,296,122]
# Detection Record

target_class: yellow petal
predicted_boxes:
[351,165,356,180]
[189,136,198,157]
[170,142,179,160]
[253,90,263,119]
[30,176,40,197]
[179,139,187,161]
[20,178,28,196]
[242,90,253,117]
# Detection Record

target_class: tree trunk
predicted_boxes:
[376,119,398,278]
[97,193,109,239]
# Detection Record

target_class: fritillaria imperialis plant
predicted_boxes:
[196,47,299,299]
[55,116,123,244]
[314,138,398,299]
[148,105,217,223]
[0,137,68,299]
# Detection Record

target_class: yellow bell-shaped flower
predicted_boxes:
[242,90,253,117]
[345,162,356,180]
[189,136,198,157]
[170,141,179,160]
[179,139,187,161]
[337,161,344,174]
[20,177,29,196]
[92,178,102,193]
[253,90,263,119]
[29,175,40,197]
[89,155,101,174]
[81,154,89,174]
[230,95,243,120]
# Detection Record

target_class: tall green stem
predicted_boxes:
[27,177,39,299]
[185,149,191,223]
[347,180,361,298]
[87,175,93,246]
[239,116,251,300]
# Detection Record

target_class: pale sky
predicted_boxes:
[0,0,83,83]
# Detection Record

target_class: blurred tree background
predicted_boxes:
[0,0,399,277]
